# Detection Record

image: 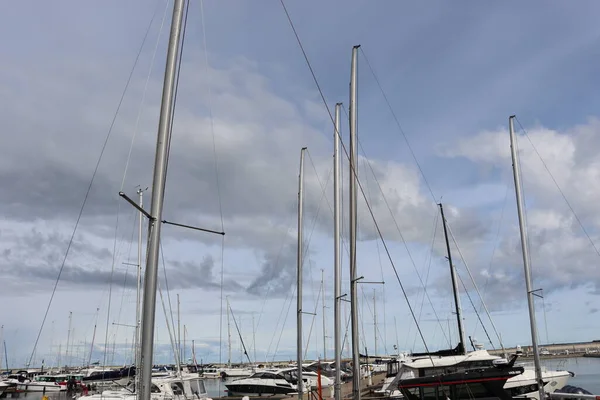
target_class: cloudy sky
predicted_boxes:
[2,0,600,368]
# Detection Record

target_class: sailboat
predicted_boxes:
[384,120,574,400]
[80,1,210,399]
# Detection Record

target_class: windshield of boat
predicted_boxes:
[249,372,284,380]
[189,379,206,396]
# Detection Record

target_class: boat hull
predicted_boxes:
[506,370,572,399]
[17,383,65,392]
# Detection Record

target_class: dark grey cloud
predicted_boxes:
[247,241,297,296]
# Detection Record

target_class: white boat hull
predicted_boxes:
[17,383,65,392]
[506,369,572,399]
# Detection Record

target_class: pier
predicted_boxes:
[487,340,600,358]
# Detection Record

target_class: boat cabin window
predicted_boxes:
[387,361,400,377]
[420,360,495,377]
[151,384,161,393]
[171,382,185,395]
[280,370,297,383]
[188,379,206,397]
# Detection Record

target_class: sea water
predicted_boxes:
[4,357,600,399]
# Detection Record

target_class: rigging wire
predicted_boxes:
[455,269,494,349]
[410,212,439,351]
[341,101,450,347]
[359,155,388,353]
[358,47,506,348]
[271,285,296,362]
[359,48,437,201]
[472,185,509,338]
[159,0,191,353]
[227,303,252,364]
[351,126,450,347]
[279,0,434,356]
[26,2,163,367]
[120,1,171,192]
[264,283,295,362]
[541,288,550,344]
[199,0,227,367]
[303,278,322,360]
[515,116,600,259]
[445,223,505,352]
[157,245,183,373]
[112,209,140,351]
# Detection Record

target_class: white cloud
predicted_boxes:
[445,119,600,299]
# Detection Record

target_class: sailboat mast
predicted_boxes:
[349,44,361,400]
[138,0,186,398]
[0,326,3,371]
[373,289,377,357]
[252,314,257,366]
[177,294,181,366]
[3,340,7,373]
[439,203,466,354]
[135,188,144,390]
[297,147,307,400]
[66,311,72,368]
[227,296,232,367]
[88,320,97,367]
[322,269,327,361]
[333,102,342,400]
[509,115,545,400]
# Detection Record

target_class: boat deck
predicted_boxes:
[212,372,387,400]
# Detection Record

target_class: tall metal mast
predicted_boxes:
[0,325,3,371]
[138,0,186,398]
[227,296,232,367]
[177,293,181,367]
[322,269,327,361]
[297,147,307,400]
[373,289,377,357]
[134,188,144,391]
[66,311,72,368]
[509,115,545,400]
[333,102,342,400]
[349,44,361,400]
[439,203,466,354]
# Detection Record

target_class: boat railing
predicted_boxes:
[548,393,600,400]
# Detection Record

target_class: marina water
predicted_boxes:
[3,357,599,400]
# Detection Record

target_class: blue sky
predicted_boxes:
[1,0,600,368]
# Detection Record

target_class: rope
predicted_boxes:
[472,185,509,339]
[410,212,439,351]
[120,0,170,192]
[26,3,161,367]
[279,1,433,356]
[198,0,227,367]
[515,116,600,259]
[446,224,505,351]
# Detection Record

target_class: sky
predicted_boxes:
[1,0,600,368]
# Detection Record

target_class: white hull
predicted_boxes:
[381,368,572,399]
[506,369,572,399]
[17,383,65,392]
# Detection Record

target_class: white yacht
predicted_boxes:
[79,374,211,400]
[385,349,573,400]
[225,369,307,397]
[4,373,67,392]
